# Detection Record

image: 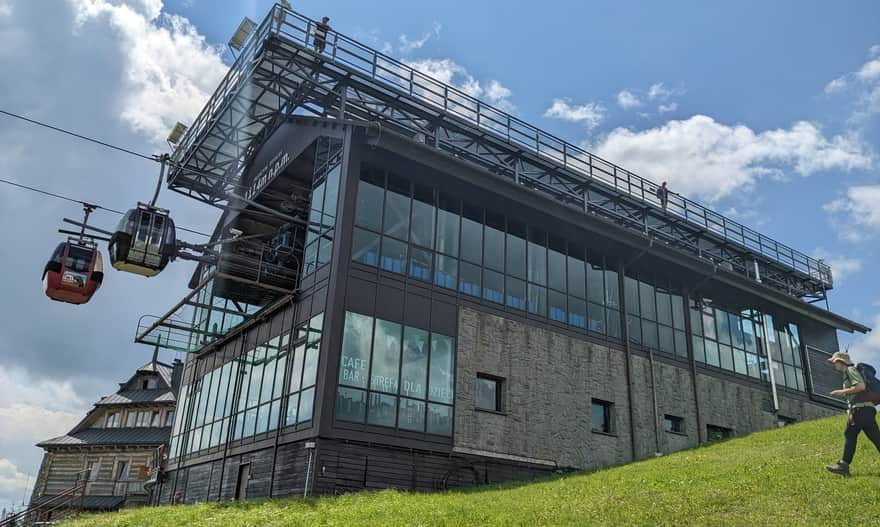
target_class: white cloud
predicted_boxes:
[824,185,880,241]
[855,58,880,81]
[658,102,678,114]
[0,458,30,502]
[0,366,84,411]
[0,0,12,17]
[544,99,605,130]
[825,46,880,119]
[398,21,441,54]
[848,313,880,366]
[824,76,848,93]
[648,82,683,101]
[0,367,85,507]
[68,0,227,146]
[813,249,863,283]
[593,115,872,202]
[406,58,514,110]
[616,90,641,110]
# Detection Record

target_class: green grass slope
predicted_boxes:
[65,414,880,527]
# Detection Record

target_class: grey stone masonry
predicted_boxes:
[455,306,841,471]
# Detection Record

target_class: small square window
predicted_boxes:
[663,414,685,434]
[591,399,614,434]
[476,374,503,412]
[706,424,733,442]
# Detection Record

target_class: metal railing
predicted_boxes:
[1,470,89,527]
[170,4,833,291]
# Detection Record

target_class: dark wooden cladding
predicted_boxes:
[160,438,555,503]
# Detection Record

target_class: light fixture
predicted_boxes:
[228,17,257,51]
[166,122,188,145]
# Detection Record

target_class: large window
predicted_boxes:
[336,311,455,436]
[303,137,343,275]
[352,164,623,341]
[624,272,687,358]
[690,301,805,391]
[168,313,324,460]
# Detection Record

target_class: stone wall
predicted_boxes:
[454,306,840,471]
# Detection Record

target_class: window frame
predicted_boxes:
[475,373,505,414]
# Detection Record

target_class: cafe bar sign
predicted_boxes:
[245,149,292,201]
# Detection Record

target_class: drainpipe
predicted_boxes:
[759,313,780,412]
[303,441,316,497]
[648,349,662,455]
[617,260,638,461]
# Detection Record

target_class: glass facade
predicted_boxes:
[303,137,343,276]
[188,265,261,351]
[690,301,805,391]
[169,313,324,459]
[624,272,687,358]
[336,311,455,436]
[351,164,622,340]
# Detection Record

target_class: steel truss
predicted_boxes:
[167,4,832,302]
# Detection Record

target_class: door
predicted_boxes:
[235,464,250,500]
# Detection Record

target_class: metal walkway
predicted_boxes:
[166,4,832,302]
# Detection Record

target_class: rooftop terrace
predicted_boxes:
[166,4,833,303]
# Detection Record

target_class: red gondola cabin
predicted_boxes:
[42,241,104,304]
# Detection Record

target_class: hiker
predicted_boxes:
[314,16,331,53]
[655,181,669,210]
[824,351,880,477]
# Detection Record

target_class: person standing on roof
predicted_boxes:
[314,16,331,53]
[825,351,880,477]
[655,181,669,210]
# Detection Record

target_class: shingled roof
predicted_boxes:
[95,389,175,406]
[37,427,172,448]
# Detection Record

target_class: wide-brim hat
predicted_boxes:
[828,351,853,365]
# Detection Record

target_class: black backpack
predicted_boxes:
[854,363,880,404]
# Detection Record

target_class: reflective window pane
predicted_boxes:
[528,284,547,317]
[380,237,408,274]
[527,241,547,286]
[352,228,380,266]
[639,281,656,321]
[587,263,604,305]
[568,297,587,329]
[460,214,483,265]
[355,179,383,231]
[370,320,401,394]
[398,398,425,432]
[483,269,504,304]
[367,392,397,427]
[567,254,586,299]
[436,201,460,257]
[459,261,482,297]
[401,327,429,399]
[339,312,372,389]
[434,254,458,290]
[411,190,435,248]
[549,290,566,323]
[383,185,410,240]
[297,387,315,422]
[506,231,526,279]
[506,277,526,311]
[427,404,453,436]
[409,246,433,282]
[429,334,455,404]
[484,224,505,272]
[548,248,566,292]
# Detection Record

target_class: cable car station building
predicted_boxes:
[139,6,870,502]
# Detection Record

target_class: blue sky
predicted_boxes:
[0,0,878,510]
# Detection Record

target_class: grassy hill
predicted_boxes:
[64,414,880,526]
